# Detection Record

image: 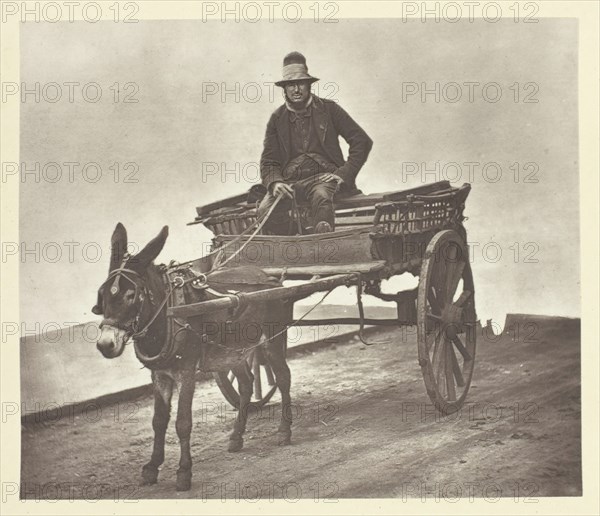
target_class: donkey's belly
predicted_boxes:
[201,344,253,372]
[191,301,271,372]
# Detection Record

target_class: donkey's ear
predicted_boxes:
[130,226,169,269]
[109,222,128,272]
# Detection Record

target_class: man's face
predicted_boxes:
[284,80,311,107]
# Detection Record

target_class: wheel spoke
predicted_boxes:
[453,290,472,308]
[215,364,279,410]
[425,331,434,355]
[434,339,447,394]
[264,362,276,386]
[445,344,457,401]
[448,343,465,387]
[451,335,472,362]
[432,333,444,371]
[445,260,465,304]
[426,327,442,354]
[435,247,452,302]
[252,354,262,400]
[432,273,447,307]
[426,311,441,334]
[428,288,442,315]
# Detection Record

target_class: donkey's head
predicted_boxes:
[93,223,168,358]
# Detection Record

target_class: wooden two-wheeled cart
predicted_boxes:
[172,180,477,415]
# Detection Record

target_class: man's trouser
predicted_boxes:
[256,175,338,235]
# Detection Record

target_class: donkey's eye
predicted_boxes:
[125,291,136,301]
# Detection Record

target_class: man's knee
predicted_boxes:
[311,183,336,202]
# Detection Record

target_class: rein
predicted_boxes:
[131,281,176,340]
[213,192,284,269]
[98,193,371,368]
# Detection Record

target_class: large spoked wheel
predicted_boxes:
[417,229,477,415]
[213,347,278,410]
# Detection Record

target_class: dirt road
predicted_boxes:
[21,316,581,500]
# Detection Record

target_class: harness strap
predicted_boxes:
[133,267,189,369]
[182,285,336,360]
[130,281,175,340]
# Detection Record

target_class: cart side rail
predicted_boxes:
[192,182,470,237]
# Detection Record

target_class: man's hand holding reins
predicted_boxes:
[272,182,295,199]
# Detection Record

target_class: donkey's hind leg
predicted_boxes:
[228,361,253,452]
[141,370,173,485]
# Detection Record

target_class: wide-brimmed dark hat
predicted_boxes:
[274,52,319,87]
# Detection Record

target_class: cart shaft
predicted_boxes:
[167,273,357,318]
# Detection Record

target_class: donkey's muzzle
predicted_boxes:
[96,325,129,358]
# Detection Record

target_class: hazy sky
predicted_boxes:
[19,18,579,327]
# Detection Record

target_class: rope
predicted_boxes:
[355,275,373,346]
[163,192,285,272]
[257,287,334,349]
[291,188,303,235]
[214,192,284,270]
[168,211,265,271]
[200,272,374,354]
[354,273,388,347]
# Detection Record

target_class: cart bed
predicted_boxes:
[192,180,471,278]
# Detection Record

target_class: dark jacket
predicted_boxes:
[260,95,373,192]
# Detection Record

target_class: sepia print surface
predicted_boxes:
[1,1,598,514]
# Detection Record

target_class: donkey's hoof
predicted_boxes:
[176,470,192,491]
[140,466,159,485]
[228,438,244,452]
[277,431,292,446]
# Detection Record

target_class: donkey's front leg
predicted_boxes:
[228,363,253,452]
[175,369,197,491]
[141,371,173,485]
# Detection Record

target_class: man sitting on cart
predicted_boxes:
[257,51,373,235]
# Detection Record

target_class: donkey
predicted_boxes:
[92,223,293,491]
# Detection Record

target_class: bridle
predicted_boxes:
[97,254,170,341]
